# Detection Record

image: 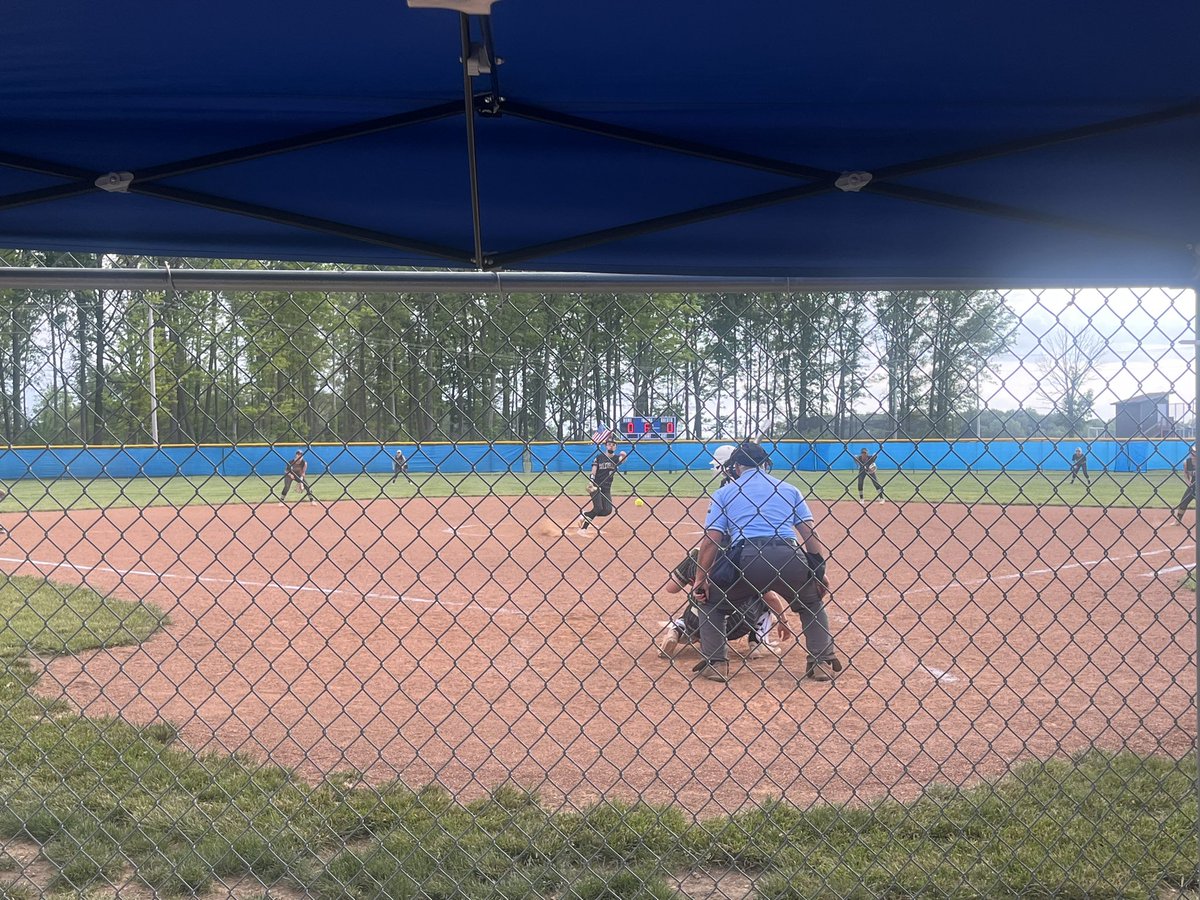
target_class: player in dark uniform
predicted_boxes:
[658,547,786,659]
[280,449,315,502]
[579,438,627,534]
[1067,447,1091,485]
[388,448,414,485]
[851,447,885,502]
[1173,445,1196,524]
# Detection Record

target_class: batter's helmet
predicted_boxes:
[710,445,737,471]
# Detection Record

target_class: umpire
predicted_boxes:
[692,441,843,683]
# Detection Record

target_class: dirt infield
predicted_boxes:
[0,494,1193,817]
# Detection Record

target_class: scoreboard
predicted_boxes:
[619,415,678,439]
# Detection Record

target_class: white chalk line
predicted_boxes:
[0,554,521,618]
[860,543,1194,606]
[440,522,486,535]
[853,543,1194,686]
[920,665,958,684]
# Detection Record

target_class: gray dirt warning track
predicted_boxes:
[0,494,1193,817]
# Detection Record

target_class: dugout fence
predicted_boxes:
[0,261,1195,898]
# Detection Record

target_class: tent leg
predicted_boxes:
[460,13,485,269]
[1194,272,1200,888]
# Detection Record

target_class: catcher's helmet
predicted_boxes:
[710,445,737,471]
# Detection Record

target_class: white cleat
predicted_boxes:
[658,624,683,658]
[747,640,782,659]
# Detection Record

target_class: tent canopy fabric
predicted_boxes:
[2,1,1198,283]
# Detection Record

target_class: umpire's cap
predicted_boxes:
[728,441,770,468]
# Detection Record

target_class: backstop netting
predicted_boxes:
[0,261,1194,898]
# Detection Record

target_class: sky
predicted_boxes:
[985,287,1195,420]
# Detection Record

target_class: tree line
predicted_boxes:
[0,252,1035,445]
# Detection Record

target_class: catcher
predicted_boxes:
[578,437,627,534]
[658,547,788,660]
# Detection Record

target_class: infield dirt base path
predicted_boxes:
[1,494,1193,817]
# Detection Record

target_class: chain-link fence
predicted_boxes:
[0,260,1195,898]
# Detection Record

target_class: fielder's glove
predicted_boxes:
[587,483,598,496]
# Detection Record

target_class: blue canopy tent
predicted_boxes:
[0,0,1197,283]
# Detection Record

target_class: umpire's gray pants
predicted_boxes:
[699,544,834,664]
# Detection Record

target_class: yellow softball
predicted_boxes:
[634,498,644,506]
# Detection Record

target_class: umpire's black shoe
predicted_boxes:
[805,656,845,682]
[694,661,730,683]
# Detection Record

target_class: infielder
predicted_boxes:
[579,437,627,534]
[851,447,885,502]
[1173,445,1196,524]
[280,449,315,502]
[389,448,414,485]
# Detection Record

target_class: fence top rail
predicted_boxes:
[0,267,1185,293]
[0,437,1192,452]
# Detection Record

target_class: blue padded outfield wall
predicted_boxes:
[0,439,1191,482]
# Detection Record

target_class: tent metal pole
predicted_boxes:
[1194,271,1200,889]
[502,100,833,181]
[460,14,486,268]
[127,183,473,262]
[873,99,1200,181]
[490,181,835,268]
[865,182,1183,253]
[134,102,463,183]
[0,183,97,214]
[0,268,1188,294]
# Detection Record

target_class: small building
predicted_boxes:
[1114,392,1172,438]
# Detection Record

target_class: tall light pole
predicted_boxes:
[146,295,159,445]
[976,361,983,439]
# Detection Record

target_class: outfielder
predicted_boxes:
[280,449,316,502]
[1067,447,1091,485]
[389,448,414,485]
[578,437,627,534]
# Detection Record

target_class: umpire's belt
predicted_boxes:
[733,536,797,551]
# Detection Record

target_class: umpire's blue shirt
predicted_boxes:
[704,469,814,543]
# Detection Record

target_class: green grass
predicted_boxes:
[0,574,1195,897]
[0,468,1190,514]
[0,573,166,656]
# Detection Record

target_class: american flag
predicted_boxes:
[592,426,614,444]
